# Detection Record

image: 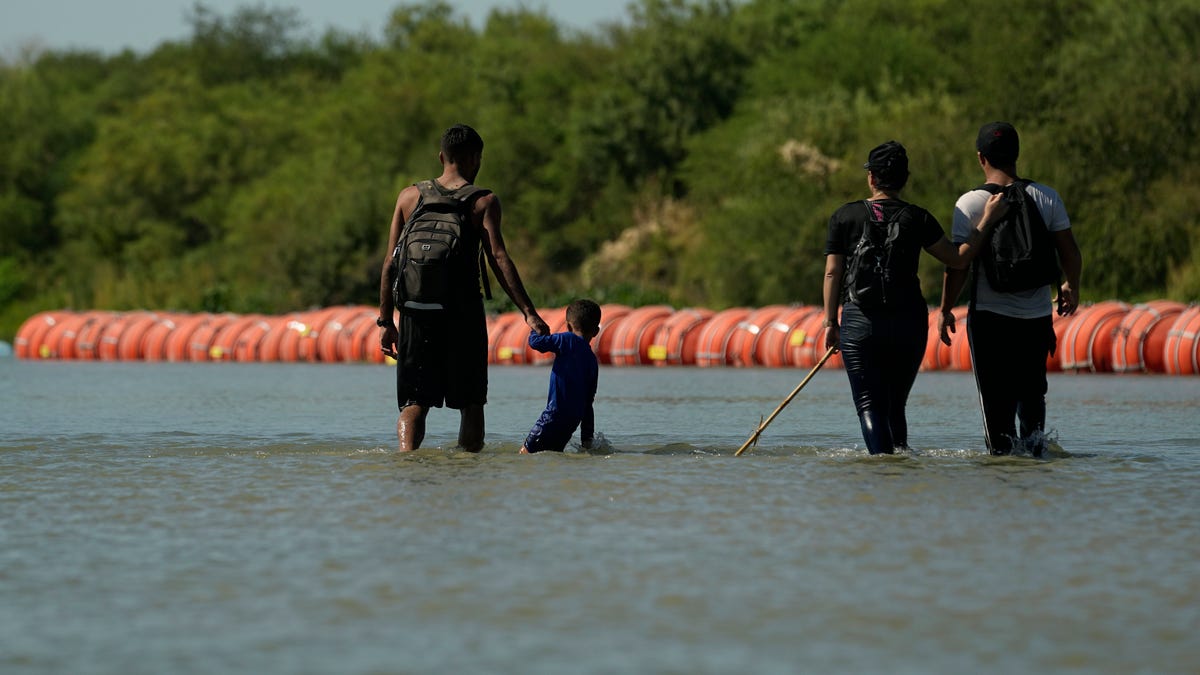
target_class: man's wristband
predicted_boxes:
[376,315,393,327]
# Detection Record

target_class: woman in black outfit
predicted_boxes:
[822,141,1006,454]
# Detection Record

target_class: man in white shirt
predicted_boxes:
[938,122,1083,456]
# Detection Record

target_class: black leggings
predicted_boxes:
[967,310,1055,455]
[838,302,928,454]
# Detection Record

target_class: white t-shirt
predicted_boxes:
[952,181,1071,318]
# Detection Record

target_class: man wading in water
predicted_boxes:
[378,124,549,452]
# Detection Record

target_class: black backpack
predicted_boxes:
[844,201,910,309]
[390,180,491,311]
[975,179,1060,293]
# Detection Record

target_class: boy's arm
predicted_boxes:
[580,405,594,449]
[528,331,559,353]
[580,370,597,448]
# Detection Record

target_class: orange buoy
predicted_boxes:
[1060,301,1130,372]
[73,311,119,361]
[788,310,844,370]
[493,311,538,365]
[485,312,523,364]
[163,314,214,362]
[276,314,317,363]
[294,306,342,362]
[648,307,714,366]
[725,305,789,367]
[693,307,751,367]
[96,312,132,361]
[207,314,263,362]
[1163,306,1200,375]
[14,311,70,360]
[98,311,157,361]
[592,304,632,364]
[608,305,674,366]
[50,312,89,359]
[335,309,377,362]
[754,306,820,368]
[257,313,299,362]
[140,315,181,362]
[1110,300,1187,373]
[188,313,239,362]
[311,306,364,362]
[291,310,322,362]
[229,316,274,362]
[113,313,161,361]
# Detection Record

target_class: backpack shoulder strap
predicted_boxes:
[415,180,438,197]
[861,199,884,222]
[884,203,912,224]
[451,184,491,205]
[412,180,491,209]
[884,204,911,243]
[402,180,441,221]
[450,184,495,300]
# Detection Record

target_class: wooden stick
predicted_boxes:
[734,345,837,456]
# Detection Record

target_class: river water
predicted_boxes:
[1,358,1198,674]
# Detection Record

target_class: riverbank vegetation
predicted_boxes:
[2,0,1197,339]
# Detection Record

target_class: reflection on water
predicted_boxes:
[0,359,1198,674]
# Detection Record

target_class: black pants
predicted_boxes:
[967,310,1055,455]
[839,302,927,454]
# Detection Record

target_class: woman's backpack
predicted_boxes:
[844,202,909,309]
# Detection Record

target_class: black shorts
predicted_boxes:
[395,298,488,410]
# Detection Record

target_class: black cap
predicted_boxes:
[863,140,909,187]
[976,121,1019,165]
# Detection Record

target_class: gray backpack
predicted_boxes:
[390,181,490,311]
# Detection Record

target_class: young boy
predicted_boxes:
[519,299,601,454]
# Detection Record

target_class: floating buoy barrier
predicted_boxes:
[649,307,714,366]
[788,309,844,370]
[1060,300,1131,373]
[9,302,1198,373]
[1163,305,1200,375]
[592,304,632,365]
[922,306,969,372]
[693,307,751,367]
[726,305,789,368]
[1111,300,1186,374]
[607,305,673,366]
[753,305,819,368]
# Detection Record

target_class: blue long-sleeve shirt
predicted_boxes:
[528,331,598,441]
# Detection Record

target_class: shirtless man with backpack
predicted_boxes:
[378,124,549,452]
[939,122,1083,456]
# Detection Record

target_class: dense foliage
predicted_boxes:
[2,0,1198,339]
